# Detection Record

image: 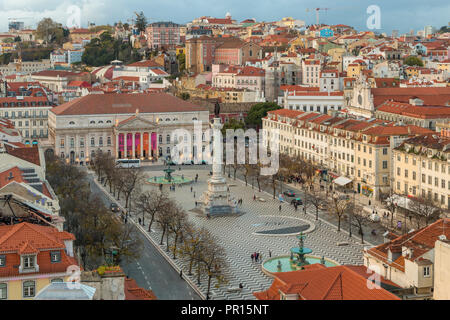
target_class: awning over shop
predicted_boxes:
[333,176,352,186]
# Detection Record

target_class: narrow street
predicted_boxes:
[85,172,200,300]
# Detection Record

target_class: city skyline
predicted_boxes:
[0,0,449,34]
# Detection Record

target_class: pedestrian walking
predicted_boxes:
[256,252,260,261]
[269,250,272,258]
[193,192,196,198]
[180,270,183,279]
[195,201,198,207]
[190,186,193,192]
[138,217,141,225]
[251,253,254,262]
[279,204,282,212]
[253,194,256,201]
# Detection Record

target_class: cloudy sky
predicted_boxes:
[0,0,448,34]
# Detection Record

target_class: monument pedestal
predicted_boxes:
[202,117,237,216]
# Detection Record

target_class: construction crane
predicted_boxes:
[305,8,330,25]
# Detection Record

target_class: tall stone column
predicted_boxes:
[132,132,136,159]
[140,132,143,158]
[124,133,128,158]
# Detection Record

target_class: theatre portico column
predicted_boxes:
[140,132,143,158]
[148,133,152,158]
[132,133,136,159]
[115,133,119,159]
[124,133,128,158]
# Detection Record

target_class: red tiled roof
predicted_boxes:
[267,109,304,119]
[67,81,91,88]
[4,145,41,166]
[0,223,77,278]
[112,76,140,82]
[280,85,319,92]
[377,101,450,119]
[127,60,163,68]
[367,219,450,272]
[254,265,400,300]
[51,93,207,116]
[362,125,433,137]
[32,70,82,78]
[151,68,169,76]
[124,278,157,300]
[0,166,26,188]
[371,87,450,107]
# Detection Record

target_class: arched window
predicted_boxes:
[90,120,95,124]
[166,134,170,143]
[69,121,75,125]
[166,147,170,154]
[107,137,111,145]
[106,120,112,123]
[99,137,103,146]
[159,135,162,143]
[91,137,95,146]
[192,117,198,121]
[98,120,103,124]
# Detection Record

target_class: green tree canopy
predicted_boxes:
[82,31,140,67]
[177,52,186,72]
[221,118,245,135]
[35,18,67,45]
[245,102,282,128]
[438,26,450,33]
[135,11,147,33]
[404,55,424,67]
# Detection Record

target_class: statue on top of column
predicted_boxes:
[214,100,220,118]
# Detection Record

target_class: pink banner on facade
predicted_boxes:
[151,132,157,150]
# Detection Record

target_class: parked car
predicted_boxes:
[110,203,120,213]
[283,190,296,197]
[291,198,303,205]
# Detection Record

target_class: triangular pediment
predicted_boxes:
[117,116,157,130]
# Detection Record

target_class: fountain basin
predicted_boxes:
[262,255,339,277]
[147,175,192,185]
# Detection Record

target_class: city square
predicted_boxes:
[128,166,369,299]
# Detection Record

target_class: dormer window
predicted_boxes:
[50,251,61,263]
[23,256,35,269]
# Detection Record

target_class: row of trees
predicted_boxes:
[45,154,142,270]
[224,150,374,243]
[90,152,228,297]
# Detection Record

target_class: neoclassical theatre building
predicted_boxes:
[47,93,210,164]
